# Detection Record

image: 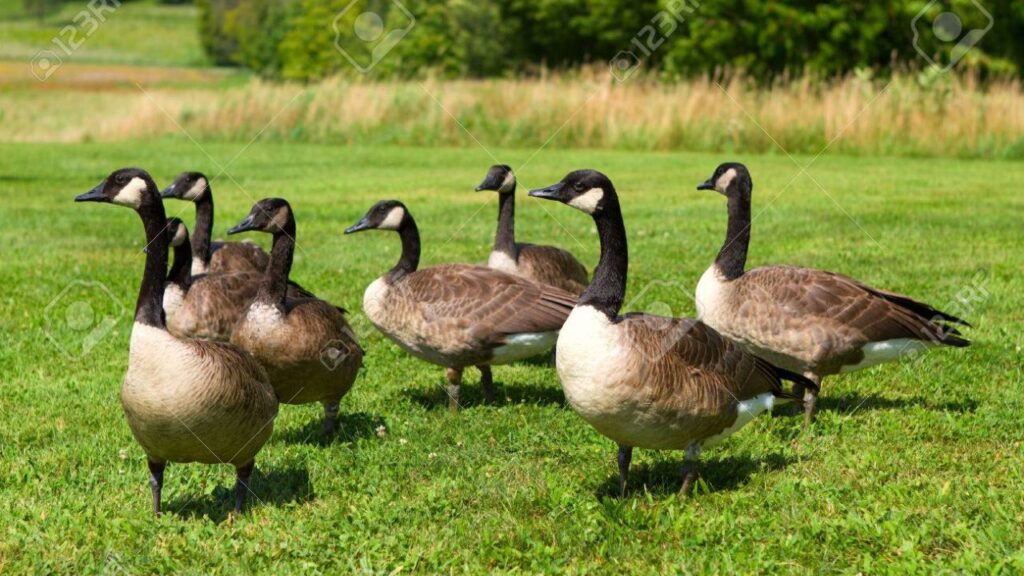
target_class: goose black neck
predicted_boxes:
[580,195,627,319]
[387,216,420,283]
[716,185,751,280]
[167,234,192,288]
[494,189,516,256]
[192,192,214,268]
[136,186,170,328]
[259,220,296,305]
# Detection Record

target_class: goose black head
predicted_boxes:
[528,169,616,215]
[160,171,209,202]
[475,164,516,194]
[344,200,409,234]
[697,162,751,196]
[75,167,157,210]
[227,198,293,236]
[166,217,189,247]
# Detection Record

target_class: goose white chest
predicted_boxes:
[694,264,729,323]
[487,250,519,275]
[555,306,632,421]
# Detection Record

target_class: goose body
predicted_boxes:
[76,168,277,515]
[161,171,270,275]
[695,163,969,422]
[529,169,808,494]
[227,199,363,434]
[346,200,575,409]
[476,165,589,295]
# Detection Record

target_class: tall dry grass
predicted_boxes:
[5,67,1024,158]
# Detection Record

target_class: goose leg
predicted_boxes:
[478,365,495,405]
[234,461,254,514]
[148,460,165,516]
[445,367,462,412]
[322,401,340,437]
[803,375,821,427]
[680,444,701,496]
[617,445,633,497]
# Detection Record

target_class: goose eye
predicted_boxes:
[573,182,583,192]
[115,175,128,185]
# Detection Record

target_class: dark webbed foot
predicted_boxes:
[445,367,462,412]
[322,401,340,437]
[680,444,701,496]
[148,460,165,516]
[617,445,633,497]
[802,374,822,427]
[234,461,254,514]
[478,365,495,405]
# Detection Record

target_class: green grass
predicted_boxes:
[0,140,1022,573]
[0,0,206,67]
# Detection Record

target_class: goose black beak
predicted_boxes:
[474,183,488,192]
[227,215,256,235]
[528,182,565,202]
[344,216,373,234]
[159,184,178,199]
[474,174,500,192]
[75,181,107,202]
[696,179,715,191]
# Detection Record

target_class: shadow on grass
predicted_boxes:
[815,392,979,415]
[166,465,314,522]
[276,411,381,447]
[405,378,566,410]
[595,452,794,499]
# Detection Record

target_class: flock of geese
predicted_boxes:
[75,162,970,515]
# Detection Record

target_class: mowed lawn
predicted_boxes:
[0,140,1021,573]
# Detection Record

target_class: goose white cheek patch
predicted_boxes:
[171,226,187,247]
[112,177,148,208]
[182,178,208,201]
[378,207,405,230]
[567,187,604,214]
[716,168,737,193]
[498,170,516,193]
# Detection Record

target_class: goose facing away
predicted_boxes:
[161,171,270,275]
[529,170,811,495]
[475,164,589,295]
[76,168,278,515]
[695,162,970,424]
[344,200,576,410]
[226,198,364,436]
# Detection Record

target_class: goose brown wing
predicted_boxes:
[736,265,968,347]
[209,241,270,274]
[517,243,589,294]
[401,264,576,344]
[618,313,782,405]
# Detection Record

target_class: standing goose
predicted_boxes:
[226,198,364,436]
[162,217,191,322]
[161,171,270,275]
[344,200,576,410]
[529,170,811,495]
[76,168,278,515]
[695,162,970,424]
[475,165,589,295]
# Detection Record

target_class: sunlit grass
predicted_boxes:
[0,140,1021,572]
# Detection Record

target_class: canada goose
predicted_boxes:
[161,171,270,275]
[158,201,316,342]
[76,168,278,515]
[529,170,811,495]
[226,198,363,435]
[344,200,576,410]
[475,165,589,295]
[162,217,190,322]
[695,162,970,424]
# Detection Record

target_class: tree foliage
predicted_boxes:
[196,0,1023,81]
